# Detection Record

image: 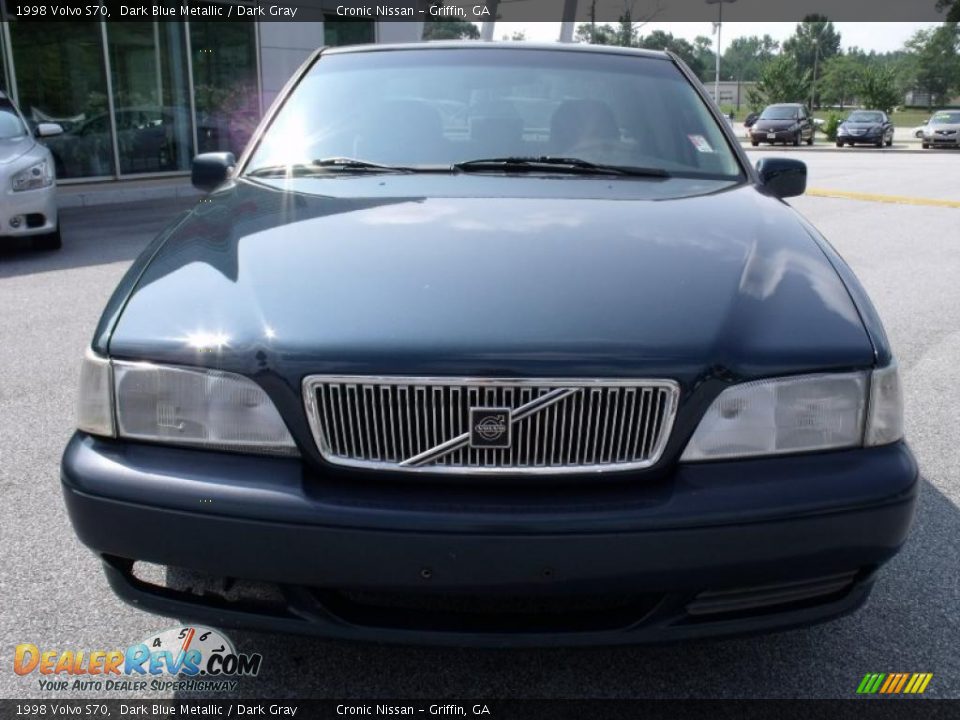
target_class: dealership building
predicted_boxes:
[0,5,422,182]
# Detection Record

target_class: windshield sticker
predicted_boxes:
[688,135,715,153]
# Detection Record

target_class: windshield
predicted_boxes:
[0,106,26,139]
[759,106,799,120]
[931,111,960,125]
[246,48,742,181]
[847,111,883,123]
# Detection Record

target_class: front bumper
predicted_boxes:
[62,434,918,646]
[750,128,798,143]
[0,182,57,238]
[838,131,884,144]
[924,133,960,147]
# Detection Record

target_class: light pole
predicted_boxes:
[706,0,737,110]
[809,39,820,109]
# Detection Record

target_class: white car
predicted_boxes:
[0,92,62,250]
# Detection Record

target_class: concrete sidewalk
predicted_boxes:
[57,175,200,209]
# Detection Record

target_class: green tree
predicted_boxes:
[422,3,480,41]
[856,66,902,113]
[937,0,960,22]
[693,35,716,81]
[638,31,706,79]
[722,35,779,82]
[747,55,812,109]
[904,23,960,108]
[783,15,841,105]
[574,23,621,46]
[818,54,866,109]
[783,15,842,75]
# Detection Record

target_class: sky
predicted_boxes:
[492,21,940,53]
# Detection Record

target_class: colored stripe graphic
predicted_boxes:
[905,673,934,694]
[857,673,886,694]
[857,673,933,695]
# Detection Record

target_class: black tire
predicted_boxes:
[886,137,893,147]
[751,140,759,147]
[922,143,929,149]
[806,133,814,146]
[793,132,801,147]
[32,225,62,251]
[836,141,844,148]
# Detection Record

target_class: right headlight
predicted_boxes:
[681,365,903,462]
[77,350,298,456]
[12,159,53,192]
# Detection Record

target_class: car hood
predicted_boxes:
[0,135,40,166]
[107,176,873,384]
[928,123,960,132]
[753,119,797,130]
[842,122,882,129]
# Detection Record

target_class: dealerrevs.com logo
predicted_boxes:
[14,626,262,692]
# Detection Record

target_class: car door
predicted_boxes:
[800,107,813,140]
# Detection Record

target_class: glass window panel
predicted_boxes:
[190,14,259,156]
[9,21,114,178]
[106,20,193,174]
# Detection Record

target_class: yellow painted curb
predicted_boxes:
[807,188,960,209]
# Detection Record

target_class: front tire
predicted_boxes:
[836,141,844,148]
[32,225,62,251]
[922,142,930,149]
[793,132,801,147]
[886,136,893,147]
[751,140,759,147]
[806,133,814,146]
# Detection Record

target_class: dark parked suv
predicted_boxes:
[62,43,917,646]
[750,103,816,146]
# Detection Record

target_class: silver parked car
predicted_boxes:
[922,110,960,149]
[0,92,62,250]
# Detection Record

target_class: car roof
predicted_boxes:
[323,40,672,61]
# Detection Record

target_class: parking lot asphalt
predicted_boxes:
[2,150,958,700]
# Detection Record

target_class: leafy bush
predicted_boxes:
[823,112,843,140]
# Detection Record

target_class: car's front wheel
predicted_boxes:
[922,142,930,149]
[836,141,844,148]
[793,132,801,147]
[32,225,62,251]
[751,140,759,147]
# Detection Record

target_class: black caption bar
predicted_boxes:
[3,700,960,720]
[1,0,953,22]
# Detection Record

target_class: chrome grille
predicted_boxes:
[303,376,679,474]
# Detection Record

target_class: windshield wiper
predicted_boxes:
[311,157,420,173]
[452,156,669,178]
[247,158,425,178]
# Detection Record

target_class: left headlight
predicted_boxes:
[12,159,53,192]
[77,351,298,456]
[681,366,904,462]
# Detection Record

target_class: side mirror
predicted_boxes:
[192,152,235,192]
[756,157,807,199]
[35,122,63,138]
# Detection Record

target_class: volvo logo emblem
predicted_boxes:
[469,407,512,448]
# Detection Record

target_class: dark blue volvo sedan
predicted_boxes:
[62,43,917,646]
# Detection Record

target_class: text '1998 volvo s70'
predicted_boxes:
[62,43,917,646]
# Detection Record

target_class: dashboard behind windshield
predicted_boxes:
[245,48,743,181]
